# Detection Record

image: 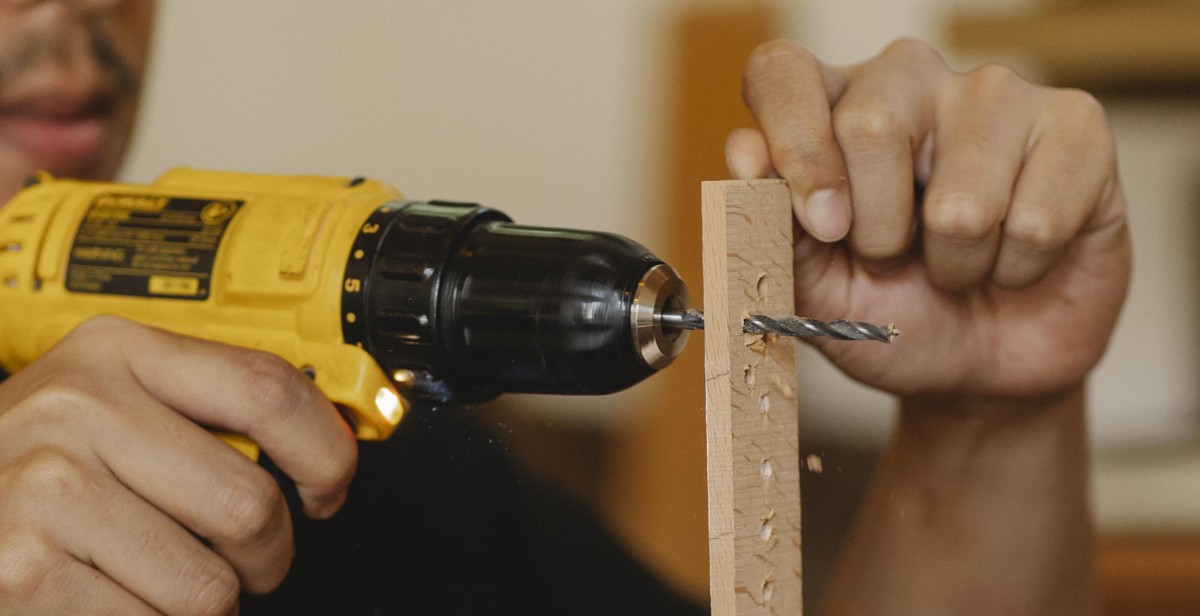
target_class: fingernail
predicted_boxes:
[803,189,851,242]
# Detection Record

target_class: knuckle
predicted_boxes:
[963,63,1027,97]
[21,376,106,419]
[8,448,91,502]
[881,37,943,66]
[832,104,907,146]
[241,351,307,422]
[213,468,285,548]
[772,136,830,181]
[1054,89,1115,146]
[1056,88,1107,125]
[0,375,103,437]
[0,529,54,599]
[742,39,820,108]
[970,62,1020,85]
[975,62,1019,81]
[924,193,1000,241]
[64,314,138,343]
[1004,211,1070,251]
[180,555,239,616]
[744,38,814,85]
[1040,89,1118,183]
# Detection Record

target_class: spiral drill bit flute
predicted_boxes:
[659,308,898,343]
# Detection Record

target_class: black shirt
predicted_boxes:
[241,404,706,615]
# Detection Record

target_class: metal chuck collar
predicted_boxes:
[631,263,691,370]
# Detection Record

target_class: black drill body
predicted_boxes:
[343,200,682,403]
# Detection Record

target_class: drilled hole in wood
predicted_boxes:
[762,578,775,602]
[755,272,768,300]
[743,365,755,386]
[759,392,770,413]
[760,521,774,542]
[760,459,773,479]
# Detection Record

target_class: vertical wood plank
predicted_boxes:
[704,179,801,615]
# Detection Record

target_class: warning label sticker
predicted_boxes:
[66,194,242,299]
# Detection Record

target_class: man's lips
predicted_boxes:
[0,97,112,176]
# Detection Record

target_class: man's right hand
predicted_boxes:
[0,315,357,615]
[730,39,1130,401]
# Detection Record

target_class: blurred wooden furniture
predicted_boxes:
[1099,535,1200,615]
[947,2,1200,91]
[605,4,776,605]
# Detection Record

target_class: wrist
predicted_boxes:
[829,384,1100,614]
[894,385,1090,486]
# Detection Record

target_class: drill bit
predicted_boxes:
[743,313,898,342]
[659,308,897,343]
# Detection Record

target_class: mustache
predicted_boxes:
[0,20,139,100]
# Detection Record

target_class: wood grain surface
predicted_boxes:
[704,179,802,615]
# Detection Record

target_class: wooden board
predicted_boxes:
[703,179,802,614]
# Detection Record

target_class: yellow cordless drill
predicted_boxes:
[0,168,694,455]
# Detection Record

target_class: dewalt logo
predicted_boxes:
[94,194,170,212]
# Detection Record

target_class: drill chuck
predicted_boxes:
[343,200,691,403]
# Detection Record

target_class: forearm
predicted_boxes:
[823,386,1099,615]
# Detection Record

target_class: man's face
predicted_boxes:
[0,0,153,201]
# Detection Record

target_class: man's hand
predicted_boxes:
[0,315,357,615]
[728,38,1131,400]
[731,39,1132,615]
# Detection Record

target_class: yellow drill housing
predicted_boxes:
[0,168,408,453]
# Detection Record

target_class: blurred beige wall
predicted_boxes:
[125,1,665,234]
